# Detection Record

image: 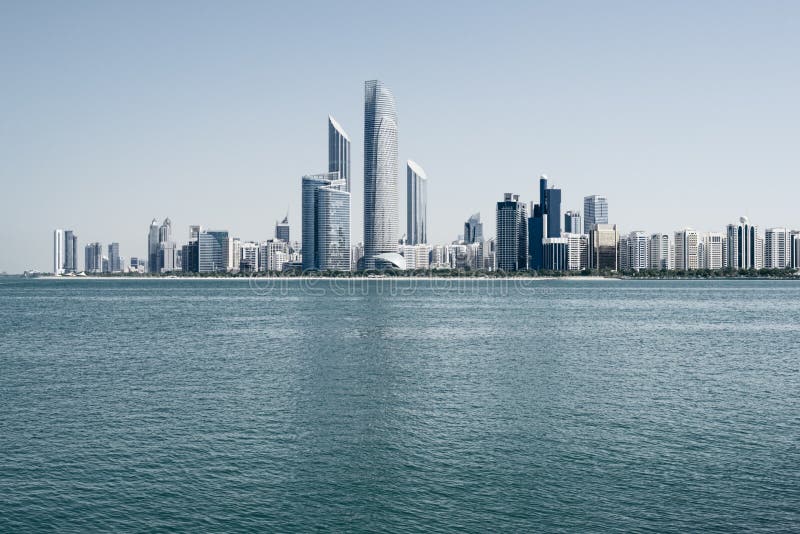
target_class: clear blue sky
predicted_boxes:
[1,1,799,273]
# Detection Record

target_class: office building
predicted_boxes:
[328,115,351,192]
[158,242,176,272]
[53,229,64,274]
[85,242,102,273]
[791,232,800,269]
[197,230,229,273]
[589,224,619,270]
[276,216,290,242]
[302,172,350,271]
[529,175,562,269]
[406,160,428,245]
[564,211,582,235]
[464,213,484,244]
[363,80,399,269]
[726,217,758,270]
[496,193,528,271]
[583,195,608,234]
[108,242,121,273]
[542,237,569,271]
[63,230,78,273]
[181,242,198,273]
[674,229,700,271]
[561,233,584,271]
[148,219,160,273]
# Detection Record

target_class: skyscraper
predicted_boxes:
[276,216,290,242]
[529,175,561,270]
[674,228,700,271]
[702,233,724,270]
[464,213,484,244]
[726,217,758,270]
[197,230,229,273]
[791,232,800,269]
[406,160,427,245]
[302,172,350,271]
[328,115,351,192]
[583,195,609,234]
[626,231,650,271]
[85,242,102,273]
[564,211,582,235]
[63,230,78,272]
[496,193,528,271]
[649,233,670,270]
[53,229,64,275]
[363,80,399,269]
[148,219,160,274]
[108,242,121,273]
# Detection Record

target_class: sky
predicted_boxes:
[1,1,799,273]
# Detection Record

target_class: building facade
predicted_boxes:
[589,224,619,270]
[674,229,700,271]
[53,229,64,274]
[496,193,528,271]
[302,172,350,271]
[362,80,399,269]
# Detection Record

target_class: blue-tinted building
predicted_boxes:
[302,172,350,271]
[496,193,528,271]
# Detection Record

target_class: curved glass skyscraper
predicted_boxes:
[363,80,398,269]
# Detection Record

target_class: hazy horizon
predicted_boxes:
[2,1,799,273]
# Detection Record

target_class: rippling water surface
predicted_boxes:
[1,278,799,532]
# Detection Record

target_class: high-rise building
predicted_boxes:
[276,216,290,242]
[764,228,790,269]
[626,231,650,271]
[406,160,428,245]
[362,80,399,269]
[148,219,160,273]
[85,242,102,273]
[496,193,528,271]
[259,240,290,272]
[302,172,350,271]
[63,230,78,272]
[726,217,758,270]
[589,224,619,270]
[564,211,582,235]
[197,230,229,273]
[53,229,64,275]
[182,241,199,273]
[529,176,562,269]
[702,233,724,270]
[583,195,609,234]
[158,242,176,272]
[328,115,351,192]
[159,218,172,243]
[674,229,700,271]
[108,242,121,273]
[791,232,800,269]
[464,213,484,244]
[239,242,259,272]
[562,233,584,271]
[649,233,670,270]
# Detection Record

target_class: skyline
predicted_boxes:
[3,2,800,273]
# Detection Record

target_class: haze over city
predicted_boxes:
[2,1,799,273]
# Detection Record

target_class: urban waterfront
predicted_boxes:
[1,278,799,532]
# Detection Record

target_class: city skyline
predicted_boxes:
[3,2,800,273]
